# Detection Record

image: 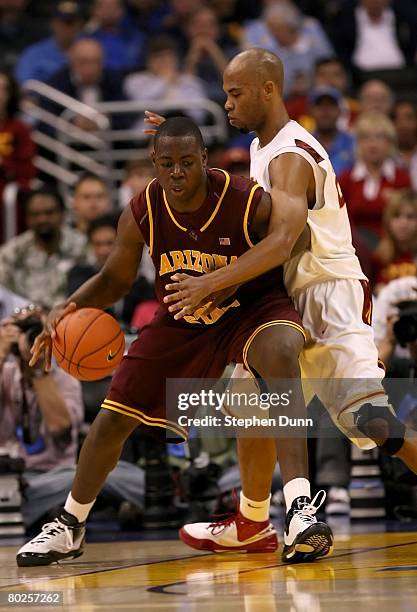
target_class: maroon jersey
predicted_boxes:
[130,168,285,326]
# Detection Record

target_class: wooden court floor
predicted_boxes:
[1,531,417,611]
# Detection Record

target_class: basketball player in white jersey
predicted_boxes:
[146,48,417,562]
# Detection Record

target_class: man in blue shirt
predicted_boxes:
[15,1,84,85]
[86,0,146,72]
[311,86,356,176]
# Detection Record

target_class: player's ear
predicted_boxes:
[202,148,208,167]
[151,150,156,166]
[264,80,274,99]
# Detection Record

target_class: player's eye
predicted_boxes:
[183,161,192,167]
[160,162,172,168]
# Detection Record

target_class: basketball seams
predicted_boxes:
[68,310,107,365]
[53,313,71,365]
[77,327,124,365]
[76,333,125,377]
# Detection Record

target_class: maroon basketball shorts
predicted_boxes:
[102,291,304,440]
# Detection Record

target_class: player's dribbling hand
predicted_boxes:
[29,302,77,370]
[164,273,214,320]
[199,285,240,315]
[143,110,166,135]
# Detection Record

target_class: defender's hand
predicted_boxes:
[29,302,77,370]
[164,273,214,320]
[143,110,166,135]
[199,285,240,316]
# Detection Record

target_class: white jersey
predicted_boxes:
[250,120,366,296]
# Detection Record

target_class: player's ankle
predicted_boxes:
[283,478,311,512]
[64,492,95,523]
[239,491,270,522]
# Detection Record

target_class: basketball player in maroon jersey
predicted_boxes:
[16,117,333,566]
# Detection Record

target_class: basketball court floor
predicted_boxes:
[1,521,417,611]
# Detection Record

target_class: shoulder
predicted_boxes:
[0,231,33,258]
[211,168,261,198]
[61,227,87,252]
[130,178,160,218]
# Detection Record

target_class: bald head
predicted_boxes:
[69,38,104,85]
[225,49,284,95]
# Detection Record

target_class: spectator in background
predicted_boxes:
[67,213,155,328]
[310,86,356,176]
[373,275,417,372]
[0,0,47,73]
[242,2,333,98]
[184,6,237,103]
[86,0,147,72]
[0,187,87,308]
[119,158,155,208]
[162,0,204,52]
[124,35,207,129]
[332,0,416,72]
[393,100,417,191]
[0,70,36,241]
[43,38,130,132]
[124,0,170,35]
[287,57,360,132]
[14,1,84,85]
[71,173,112,234]
[221,147,250,177]
[0,284,27,320]
[339,112,410,247]
[0,308,145,529]
[372,190,417,292]
[358,79,394,116]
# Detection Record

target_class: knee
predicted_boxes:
[255,337,300,377]
[90,408,137,445]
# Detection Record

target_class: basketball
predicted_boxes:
[52,308,125,381]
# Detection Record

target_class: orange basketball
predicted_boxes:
[52,308,125,381]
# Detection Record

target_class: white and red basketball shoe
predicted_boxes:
[179,510,278,553]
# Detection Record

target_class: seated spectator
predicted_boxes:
[124,35,207,129]
[0,0,47,73]
[0,70,36,241]
[119,158,155,208]
[0,187,88,308]
[0,284,27,320]
[393,100,417,191]
[332,0,416,72]
[184,6,238,103]
[42,38,130,133]
[14,1,84,85]
[339,112,410,246]
[310,86,356,176]
[372,190,417,292]
[221,147,250,178]
[242,2,333,98]
[161,0,204,52]
[67,213,156,328]
[85,0,147,71]
[0,308,145,529]
[124,0,170,35]
[71,173,112,234]
[287,57,360,132]
[373,275,417,372]
[358,79,394,116]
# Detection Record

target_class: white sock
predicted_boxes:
[239,491,270,522]
[64,492,95,523]
[283,478,311,511]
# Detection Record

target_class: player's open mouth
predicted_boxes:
[171,186,185,193]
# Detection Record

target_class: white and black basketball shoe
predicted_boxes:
[282,491,334,563]
[16,510,85,567]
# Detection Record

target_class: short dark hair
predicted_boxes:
[74,172,109,192]
[147,34,179,59]
[25,186,66,212]
[154,116,204,151]
[314,57,344,73]
[0,70,20,118]
[87,212,120,239]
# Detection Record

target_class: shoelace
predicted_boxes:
[293,490,327,524]
[208,489,240,535]
[31,519,73,549]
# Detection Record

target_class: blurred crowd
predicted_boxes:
[1,0,417,528]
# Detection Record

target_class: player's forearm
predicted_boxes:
[66,270,132,311]
[205,232,294,292]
